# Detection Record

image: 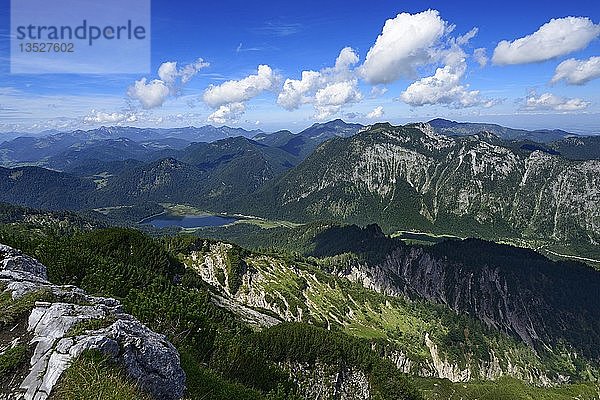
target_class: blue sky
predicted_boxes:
[0,0,599,133]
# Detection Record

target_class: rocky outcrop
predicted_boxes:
[283,361,371,400]
[0,244,185,400]
[424,332,470,382]
[361,242,600,350]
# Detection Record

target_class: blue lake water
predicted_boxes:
[143,214,236,228]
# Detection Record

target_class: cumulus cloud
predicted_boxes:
[207,102,246,124]
[276,10,493,116]
[277,47,362,120]
[127,78,170,109]
[128,58,209,109]
[313,80,362,120]
[473,48,488,67]
[401,63,485,108]
[492,17,600,65]
[83,109,140,124]
[203,65,279,108]
[400,44,493,109]
[277,70,322,110]
[356,9,492,110]
[203,65,279,123]
[158,58,209,86]
[551,56,600,85]
[360,10,449,84]
[523,92,589,112]
[367,106,384,119]
[370,86,388,97]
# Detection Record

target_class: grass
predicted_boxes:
[0,344,29,376]
[179,349,266,400]
[231,218,301,229]
[50,350,154,400]
[416,377,600,400]
[391,230,462,245]
[65,315,116,337]
[0,288,54,328]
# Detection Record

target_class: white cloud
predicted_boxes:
[158,58,209,85]
[157,62,179,86]
[313,80,362,120]
[128,58,209,109]
[524,92,589,112]
[367,106,384,119]
[400,45,493,109]
[457,27,478,46]
[401,63,485,108]
[334,46,360,72]
[551,56,600,85]
[360,10,449,84]
[203,65,279,123]
[127,78,170,109]
[207,102,246,124]
[473,48,488,67]
[492,17,600,65]
[278,11,493,118]
[204,65,279,108]
[82,109,140,124]
[277,70,322,110]
[277,47,362,119]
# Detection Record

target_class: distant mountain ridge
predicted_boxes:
[427,118,575,143]
[2,119,598,171]
[0,136,299,211]
[0,125,264,168]
[253,119,364,159]
[0,119,598,260]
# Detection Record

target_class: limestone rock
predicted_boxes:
[0,244,186,400]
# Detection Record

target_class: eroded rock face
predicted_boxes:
[0,244,185,400]
[0,244,47,282]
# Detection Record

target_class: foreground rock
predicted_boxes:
[0,244,185,400]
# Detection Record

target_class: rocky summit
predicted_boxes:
[0,244,185,400]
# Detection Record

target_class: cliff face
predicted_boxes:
[184,240,579,385]
[339,240,600,363]
[0,244,185,400]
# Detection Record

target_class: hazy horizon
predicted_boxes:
[1,1,599,134]
[2,113,599,137]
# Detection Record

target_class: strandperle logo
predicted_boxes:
[15,20,147,46]
[10,0,150,74]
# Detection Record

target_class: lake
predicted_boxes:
[143,214,236,228]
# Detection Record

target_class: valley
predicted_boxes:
[0,118,598,399]
[0,120,598,262]
[4,1,600,398]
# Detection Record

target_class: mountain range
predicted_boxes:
[242,122,600,258]
[1,117,600,399]
[0,119,598,260]
[427,118,574,143]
